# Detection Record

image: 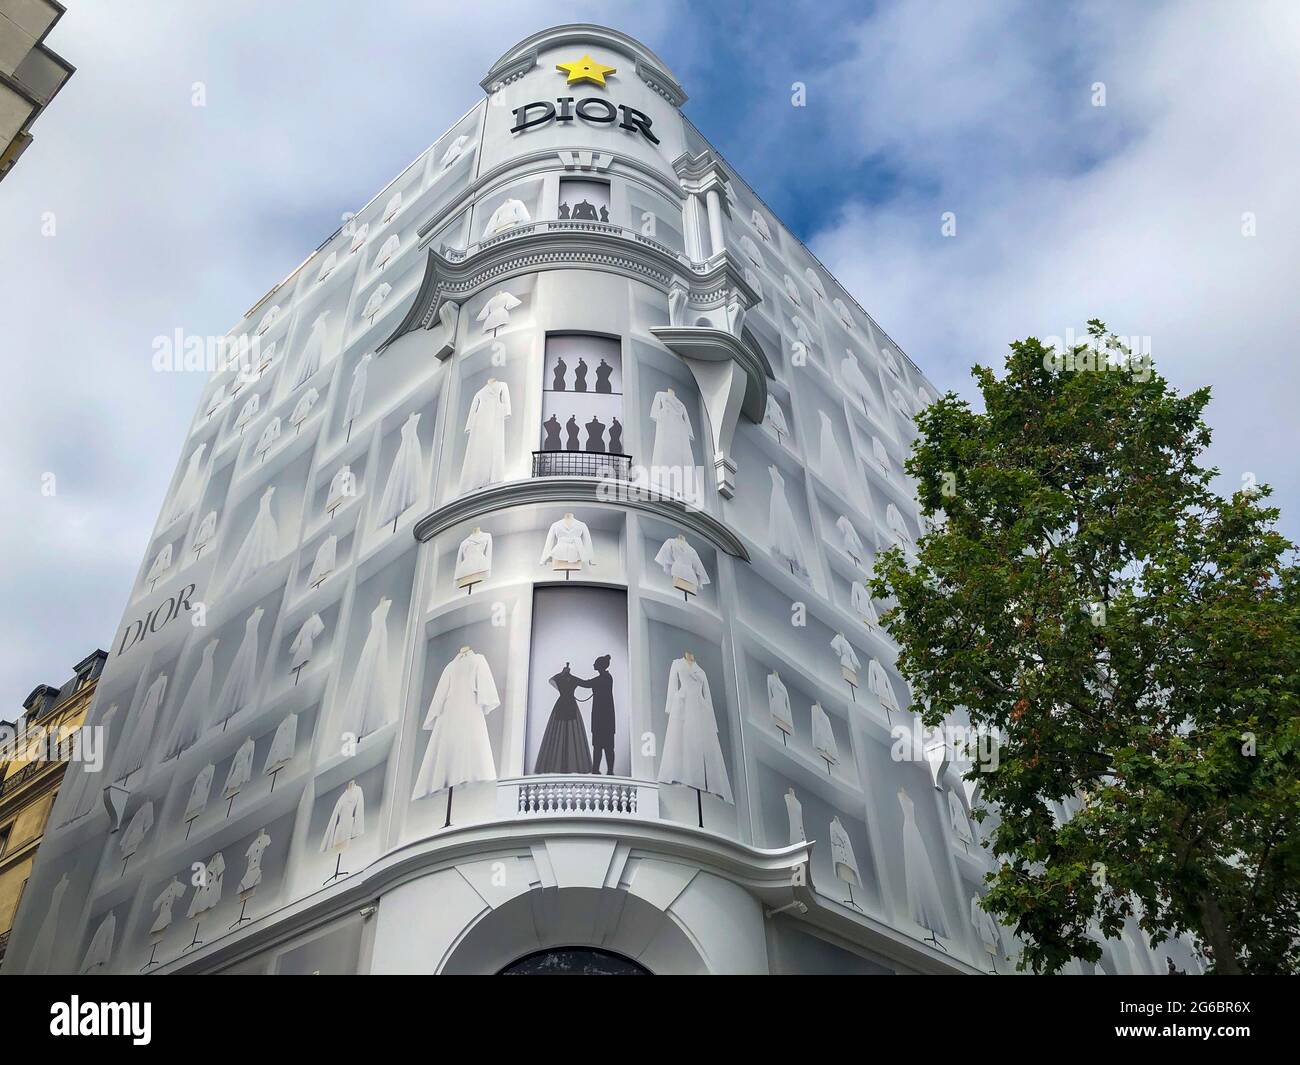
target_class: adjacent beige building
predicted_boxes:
[0,0,74,181]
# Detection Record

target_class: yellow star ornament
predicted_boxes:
[556,54,617,87]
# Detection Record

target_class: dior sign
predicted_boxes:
[117,582,197,656]
[511,96,660,145]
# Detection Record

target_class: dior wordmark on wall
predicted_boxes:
[511,96,660,144]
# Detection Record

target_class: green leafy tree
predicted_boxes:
[872,322,1300,974]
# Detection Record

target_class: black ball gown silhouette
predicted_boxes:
[575,656,616,774]
[573,358,588,392]
[608,417,624,454]
[551,357,567,391]
[594,358,613,394]
[585,416,606,453]
[542,414,562,451]
[564,416,581,451]
[533,664,593,774]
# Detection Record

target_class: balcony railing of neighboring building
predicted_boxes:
[498,776,660,820]
[0,759,54,798]
[532,451,633,481]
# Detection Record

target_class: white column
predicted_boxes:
[705,188,725,257]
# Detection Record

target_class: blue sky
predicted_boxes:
[1,0,1297,707]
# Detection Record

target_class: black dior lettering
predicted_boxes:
[555,96,575,122]
[511,100,556,134]
[575,98,617,124]
[617,104,659,144]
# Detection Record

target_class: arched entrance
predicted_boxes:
[498,947,651,975]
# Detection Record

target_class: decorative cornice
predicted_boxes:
[412,477,751,561]
[649,325,773,422]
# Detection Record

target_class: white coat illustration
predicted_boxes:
[851,581,879,628]
[373,233,400,271]
[803,267,827,301]
[657,656,733,803]
[829,816,861,886]
[289,388,319,430]
[885,503,913,549]
[254,415,280,460]
[116,672,167,779]
[315,250,337,282]
[187,852,225,918]
[818,411,852,494]
[264,713,298,775]
[193,510,218,554]
[784,789,805,845]
[292,313,330,389]
[841,352,872,410]
[223,737,256,798]
[205,383,228,418]
[145,543,172,587]
[162,638,216,757]
[648,390,696,489]
[971,895,1001,956]
[151,879,187,935]
[831,632,860,675]
[411,648,500,798]
[881,347,903,378]
[361,282,391,322]
[654,536,710,591]
[326,466,355,513]
[476,289,521,334]
[348,222,369,253]
[811,703,839,766]
[871,436,892,478]
[867,658,900,715]
[949,788,975,847]
[221,486,279,595]
[337,597,393,740]
[233,393,260,434]
[751,209,772,241]
[459,379,511,492]
[255,305,280,335]
[767,672,794,734]
[454,529,493,583]
[438,133,469,171]
[792,316,816,351]
[320,781,365,852]
[833,297,854,329]
[239,829,272,893]
[307,534,337,587]
[898,788,949,935]
[166,443,207,524]
[739,233,763,267]
[81,913,116,973]
[783,273,802,305]
[289,613,325,672]
[835,514,867,562]
[375,412,425,528]
[185,764,215,821]
[382,190,402,222]
[766,465,807,575]
[539,515,595,568]
[891,387,913,416]
[27,873,69,974]
[212,607,264,729]
[763,394,789,438]
[482,197,530,237]
[343,352,372,426]
[119,801,154,858]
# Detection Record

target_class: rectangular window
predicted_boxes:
[538,334,625,477]
[558,178,610,224]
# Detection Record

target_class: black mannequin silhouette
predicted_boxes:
[608,417,623,454]
[573,358,588,392]
[575,655,616,775]
[585,416,606,453]
[542,414,562,451]
[564,416,581,451]
[551,356,567,391]
[558,203,571,219]
[599,205,610,223]
[594,358,613,394]
[533,664,593,774]
[572,199,599,221]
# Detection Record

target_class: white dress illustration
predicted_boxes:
[766,465,807,575]
[382,190,402,222]
[81,913,116,972]
[835,515,867,563]
[205,383,228,418]
[459,379,511,492]
[949,789,975,848]
[223,737,256,797]
[751,209,772,241]
[763,394,789,438]
[307,534,337,587]
[767,672,794,734]
[221,486,279,595]
[187,852,225,918]
[833,297,854,329]
[803,267,827,301]
[27,873,70,974]
[454,528,493,585]
[193,510,218,555]
[289,388,319,430]
[784,789,805,845]
[539,515,595,570]
[320,782,366,853]
[811,703,839,766]
[829,816,861,886]
[337,597,393,740]
[343,352,372,428]
[264,713,298,775]
[119,801,154,858]
[881,347,903,378]
[185,763,215,821]
[315,250,337,282]
[898,788,949,935]
[254,416,280,461]
[361,282,391,322]
[150,879,187,935]
[818,411,852,493]
[145,543,172,587]
[326,465,356,513]
[649,389,696,492]
[166,443,207,524]
[116,672,167,779]
[783,273,802,305]
[212,606,264,729]
[375,412,425,528]
[654,536,710,592]
[411,648,500,798]
[971,895,1001,957]
[289,613,325,672]
[233,393,260,434]
[792,316,816,351]
[162,638,217,760]
[871,436,892,478]
[482,197,530,237]
[476,290,521,334]
[255,305,280,335]
[438,133,469,171]
[348,222,369,253]
[886,503,913,549]
[850,580,879,627]
[373,233,400,271]
[841,352,872,410]
[740,233,764,267]
[239,830,272,893]
[657,656,733,803]
[292,312,330,389]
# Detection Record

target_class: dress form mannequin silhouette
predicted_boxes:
[608,417,624,454]
[558,203,571,219]
[564,416,581,451]
[594,359,613,393]
[575,656,616,774]
[551,357,567,391]
[533,664,593,774]
[542,415,562,451]
[574,358,588,392]
[585,416,606,453]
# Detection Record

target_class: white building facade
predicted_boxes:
[5,24,1191,976]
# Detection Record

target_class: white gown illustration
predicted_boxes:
[783,273,802,304]
[289,387,319,430]
[885,503,913,549]
[766,465,807,575]
[320,781,365,852]
[654,536,710,593]
[898,788,949,935]
[145,543,172,588]
[482,197,530,237]
[343,352,372,428]
[255,305,280,335]
[476,290,521,334]
[254,415,280,460]
[193,510,218,556]
[166,443,207,524]
[459,379,511,492]
[348,222,369,253]
[971,895,1002,958]
[740,234,763,267]
[948,789,975,848]
[162,638,218,759]
[212,606,264,729]
[751,209,772,241]
[763,394,789,438]
[315,249,337,282]
[812,703,840,767]
[871,436,892,478]
[233,393,260,434]
[120,801,154,858]
[292,315,328,391]
[289,613,325,673]
[239,829,272,893]
[841,351,872,410]
[784,789,805,845]
[657,656,733,803]
[151,879,187,935]
[412,647,500,798]
[829,816,861,886]
[81,913,116,972]
[326,465,355,513]
[767,672,794,734]
[438,133,469,171]
[337,597,393,740]
[116,673,167,779]
[185,763,215,821]
[454,528,493,585]
[223,737,256,797]
[307,534,337,587]
[835,514,867,563]
[539,514,595,570]
[361,282,391,322]
[221,486,279,595]
[187,852,225,918]
[375,412,425,528]
[373,233,400,271]
[27,873,69,974]
[803,267,827,301]
[382,191,402,222]
[833,297,854,329]
[818,411,852,493]
[867,658,900,715]
[649,389,696,491]
[264,713,298,774]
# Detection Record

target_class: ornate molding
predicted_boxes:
[649,326,771,422]
[412,476,751,561]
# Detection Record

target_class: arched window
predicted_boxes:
[498,947,651,975]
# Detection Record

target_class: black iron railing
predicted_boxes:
[532,451,633,480]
